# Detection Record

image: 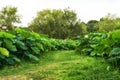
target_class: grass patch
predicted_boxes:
[0,50,120,80]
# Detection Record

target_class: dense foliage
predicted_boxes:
[76,30,120,68]
[76,32,107,56]
[0,28,78,68]
[0,6,21,30]
[1,6,120,69]
[29,9,87,39]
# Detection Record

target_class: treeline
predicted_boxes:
[0,6,120,39]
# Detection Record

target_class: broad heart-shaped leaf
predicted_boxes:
[110,48,120,56]
[24,51,39,62]
[4,39,17,52]
[31,47,40,54]
[15,40,27,50]
[0,47,9,57]
[26,38,36,47]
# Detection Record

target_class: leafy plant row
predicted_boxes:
[76,30,120,68]
[0,28,78,68]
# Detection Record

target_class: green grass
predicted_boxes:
[0,50,120,80]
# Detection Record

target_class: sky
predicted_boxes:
[0,0,120,27]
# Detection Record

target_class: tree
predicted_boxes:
[95,13,116,32]
[86,20,98,33]
[0,6,21,30]
[114,18,120,30]
[29,9,86,39]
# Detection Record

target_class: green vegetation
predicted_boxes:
[29,8,87,39]
[0,50,120,80]
[76,32,107,56]
[76,30,120,68]
[0,6,120,80]
[0,6,21,30]
[0,28,78,68]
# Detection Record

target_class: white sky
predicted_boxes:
[0,0,120,27]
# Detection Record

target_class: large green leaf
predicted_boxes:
[15,40,27,50]
[12,55,21,63]
[24,51,39,62]
[110,48,120,56]
[4,39,17,52]
[26,38,36,47]
[36,43,44,51]
[31,47,40,54]
[0,47,9,57]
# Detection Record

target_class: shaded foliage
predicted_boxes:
[76,29,120,68]
[87,20,98,33]
[0,28,78,68]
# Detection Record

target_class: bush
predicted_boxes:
[76,30,120,68]
[0,28,78,68]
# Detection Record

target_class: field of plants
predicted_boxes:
[76,30,120,68]
[0,28,120,79]
[0,28,120,80]
[0,4,120,80]
[0,28,78,68]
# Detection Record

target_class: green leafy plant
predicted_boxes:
[0,28,78,68]
[76,32,107,56]
[76,30,120,68]
[108,48,120,67]
[0,47,9,57]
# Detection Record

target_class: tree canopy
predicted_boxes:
[29,9,86,39]
[0,6,21,30]
[86,20,98,33]
[94,14,117,32]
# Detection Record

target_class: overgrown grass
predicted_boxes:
[0,50,120,80]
